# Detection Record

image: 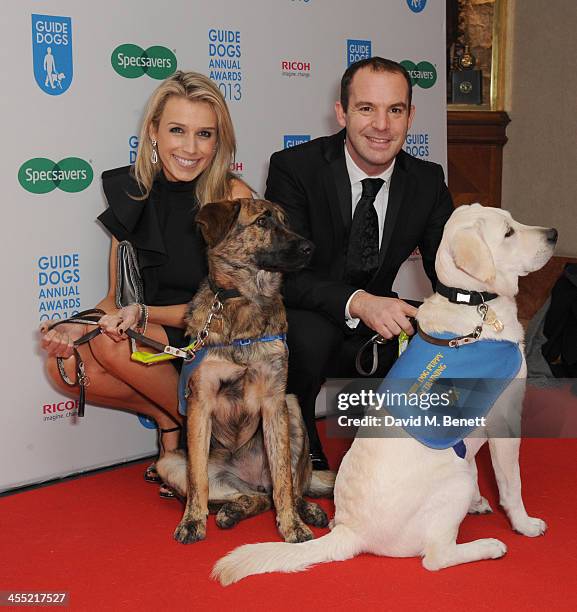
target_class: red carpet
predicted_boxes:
[2,426,577,611]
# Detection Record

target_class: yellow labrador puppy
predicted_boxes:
[213,204,557,585]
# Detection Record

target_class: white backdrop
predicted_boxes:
[0,0,446,492]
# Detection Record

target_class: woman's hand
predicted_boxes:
[98,304,141,341]
[39,321,87,359]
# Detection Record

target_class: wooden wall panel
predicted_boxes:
[447,110,510,208]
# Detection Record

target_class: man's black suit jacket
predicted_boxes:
[265,129,454,328]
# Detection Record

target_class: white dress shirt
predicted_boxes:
[343,145,396,327]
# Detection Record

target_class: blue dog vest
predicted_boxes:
[177,334,287,416]
[376,332,523,457]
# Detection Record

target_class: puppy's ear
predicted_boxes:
[451,226,496,283]
[196,200,241,248]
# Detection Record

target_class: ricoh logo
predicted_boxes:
[208,29,242,101]
[347,39,371,67]
[405,132,431,159]
[37,254,81,322]
[406,0,427,13]
[230,161,244,176]
[281,60,311,78]
[32,14,73,95]
[284,135,310,149]
[43,399,79,422]
[129,135,139,164]
[18,158,93,194]
[400,60,437,89]
[111,44,177,79]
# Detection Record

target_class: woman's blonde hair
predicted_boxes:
[134,71,237,204]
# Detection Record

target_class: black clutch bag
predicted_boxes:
[116,241,144,354]
[115,241,144,308]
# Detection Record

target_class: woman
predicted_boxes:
[40,71,252,497]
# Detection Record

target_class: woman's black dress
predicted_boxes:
[98,166,208,369]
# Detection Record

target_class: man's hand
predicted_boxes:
[98,304,140,342]
[349,292,417,339]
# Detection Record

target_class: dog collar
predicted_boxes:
[436,281,498,306]
[208,277,242,301]
[417,322,483,349]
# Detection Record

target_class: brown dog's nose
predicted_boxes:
[299,240,314,258]
[547,228,558,244]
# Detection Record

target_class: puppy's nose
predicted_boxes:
[546,228,558,244]
[299,240,314,257]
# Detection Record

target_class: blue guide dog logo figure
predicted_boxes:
[32,14,73,95]
[406,0,427,13]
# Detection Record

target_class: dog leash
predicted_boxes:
[130,281,286,366]
[355,286,505,376]
[47,308,105,417]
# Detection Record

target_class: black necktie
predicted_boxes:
[345,178,384,286]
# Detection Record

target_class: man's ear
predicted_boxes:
[407,104,416,130]
[196,200,241,248]
[335,101,347,128]
[451,226,496,283]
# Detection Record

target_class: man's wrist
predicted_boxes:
[347,290,368,320]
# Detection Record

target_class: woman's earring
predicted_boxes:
[151,140,158,164]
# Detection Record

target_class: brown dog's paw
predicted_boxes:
[280,517,314,543]
[173,518,206,544]
[297,498,329,528]
[215,504,243,530]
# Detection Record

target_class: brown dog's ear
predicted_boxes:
[451,226,496,283]
[196,200,241,248]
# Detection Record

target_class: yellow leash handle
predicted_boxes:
[131,341,198,365]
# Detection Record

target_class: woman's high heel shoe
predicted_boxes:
[143,424,182,490]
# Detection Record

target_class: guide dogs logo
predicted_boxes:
[138,415,158,429]
[208,28,243,101]
[38,253,81,322]
[401,60,437,89]
[111,44,177,79]
[19,158,93,194]
[32,14,73,95]
[347,39,371,67]
[284,135,310,149]
[406,0,427,13]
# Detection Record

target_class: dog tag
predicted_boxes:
[485,307,504,333]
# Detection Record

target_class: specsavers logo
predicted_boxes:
[401,60,437,89]
[19,158,93,194]
[111,44,177,79]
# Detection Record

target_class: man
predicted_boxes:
[265,57,454,469]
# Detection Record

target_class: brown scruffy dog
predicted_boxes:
[157,198,334,544]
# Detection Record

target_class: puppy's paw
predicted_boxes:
[280,517,314,543]
[296,499,329,528]
[215,504,243,530]
[173,518,206,544]
[513,516,547,537]
[479,538,507,559]
[468,496,493,514]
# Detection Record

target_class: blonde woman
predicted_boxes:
[40,71,252,496]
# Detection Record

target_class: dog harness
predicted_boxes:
[177,334,287,416]
[376,331,523,458]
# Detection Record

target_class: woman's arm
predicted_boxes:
[98,237,188,338]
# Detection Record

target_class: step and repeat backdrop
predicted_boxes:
[1,0,445,491]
